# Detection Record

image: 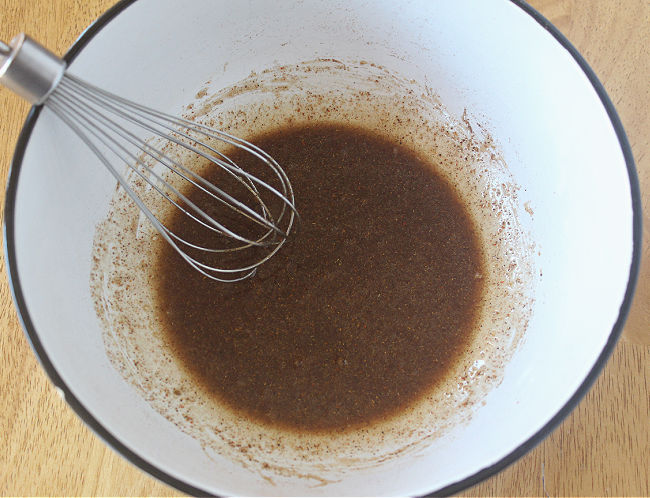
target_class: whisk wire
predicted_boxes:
[49,74,296,280]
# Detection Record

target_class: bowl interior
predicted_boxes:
[8,0,635,495]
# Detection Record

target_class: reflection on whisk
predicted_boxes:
[0,34,298,282]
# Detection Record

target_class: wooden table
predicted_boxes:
[1,1,647,496]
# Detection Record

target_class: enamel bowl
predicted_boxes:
[4,0,640,495]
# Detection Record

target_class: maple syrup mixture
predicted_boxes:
[156,124,485,432]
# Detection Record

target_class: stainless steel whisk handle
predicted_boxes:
[0,33,66,105]
[1,33,298,282]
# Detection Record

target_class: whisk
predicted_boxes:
[0,34,297,282]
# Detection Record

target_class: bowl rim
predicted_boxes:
[2,0,642,496]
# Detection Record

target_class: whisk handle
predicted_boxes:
[0,33,66,105]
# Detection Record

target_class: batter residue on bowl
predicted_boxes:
[91,59,535,484]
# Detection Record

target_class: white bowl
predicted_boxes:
[4,0,641,495]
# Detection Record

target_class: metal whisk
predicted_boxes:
[0,34,297,282]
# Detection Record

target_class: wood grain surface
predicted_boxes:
[0,0,648,496]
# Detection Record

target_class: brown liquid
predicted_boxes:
[156,124,484,432]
